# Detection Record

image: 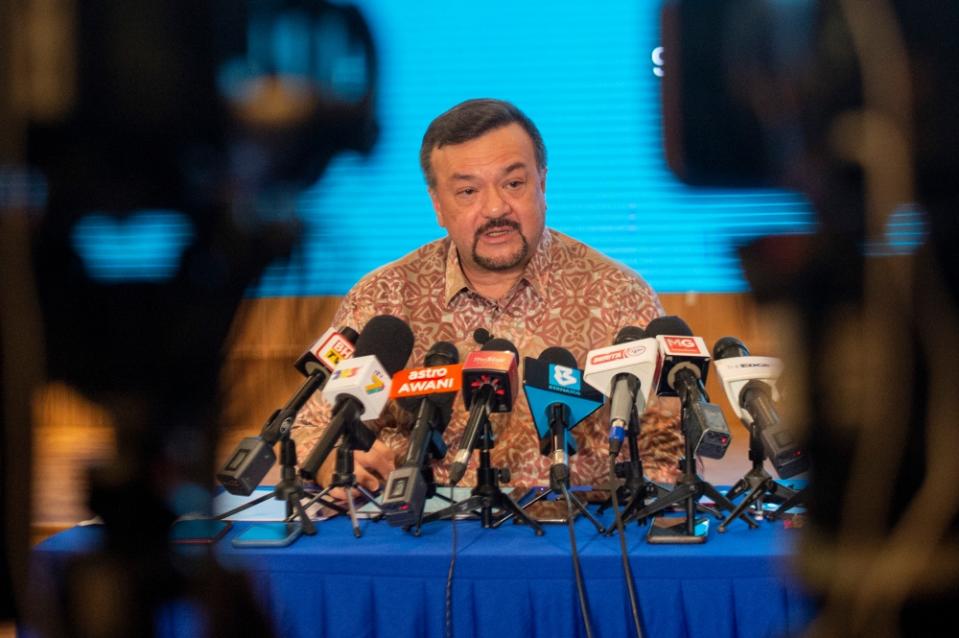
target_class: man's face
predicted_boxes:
[428,123,546,275]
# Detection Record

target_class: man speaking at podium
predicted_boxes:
[293,98,681,499]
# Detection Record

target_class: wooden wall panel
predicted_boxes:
[34,292,781,527]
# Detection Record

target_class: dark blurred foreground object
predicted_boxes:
[1,0,377,634]
[663,1,959,635]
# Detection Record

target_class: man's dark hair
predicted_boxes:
[419,98,547,188]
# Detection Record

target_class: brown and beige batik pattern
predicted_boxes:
[292,228,683,491]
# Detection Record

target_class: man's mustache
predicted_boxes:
[475,219,521,238]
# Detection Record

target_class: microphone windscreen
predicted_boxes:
[713,336,750,360]
[338,325,360,344]
[645,315,693,337]
[482,337,518,356]
[473,328,493,345]
[424,340,459,366]
[354,315,415,375]
[539,346,577,368]
[614,325,647,344]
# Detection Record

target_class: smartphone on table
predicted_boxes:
[231,522,303,548]
[170,518,232,545]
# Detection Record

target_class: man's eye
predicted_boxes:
[457,188,476,196]
[506,180,524,189]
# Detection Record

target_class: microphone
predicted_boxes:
[294,326,359,377]
[216,325,359,495]
[447,338,518,485]
[380,341,461,526]
[582,325,660,456]
[523,346,604,486]
[712,336,807,478]
[646,315,732,459]
[297,315,415,482]
[473,327,493,345]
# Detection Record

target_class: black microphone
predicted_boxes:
[522,346,604,489]
[448,338,518,485]
[647,315,732,459]
[380,341,460,525]
[712,336,807,478]
[298,315,414,482]
[395,341,460,466]
[216,326,358,495]
[473,327,493,345]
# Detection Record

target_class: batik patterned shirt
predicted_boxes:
[292,228,682,490]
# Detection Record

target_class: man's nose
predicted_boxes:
[485,188,511,217]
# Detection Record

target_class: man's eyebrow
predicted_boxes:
[501,161,528,176]
[448,162,529,182]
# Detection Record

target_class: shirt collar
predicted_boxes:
[443,227,553,306]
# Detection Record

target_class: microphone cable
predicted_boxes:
[559,481,595,638]
[609,455,644,638]
[445,482,458,638]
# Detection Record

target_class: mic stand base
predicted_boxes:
[302,444,383,538]
[765,486,807,521]
[422,480,544,535]
[215,437,324,535]
[407,488,455,537]
[512,481,606,534]
[631,463,759,541]
[718,465,799,532]
[612,477,672,531]
[421,439,544,535]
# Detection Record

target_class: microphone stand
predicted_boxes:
[765,486,807,521]
[420,412,544,535]
[717,425,801,532]
[631,399,758,541]
[302,418,383,538]
[504,405,606,533]
[597,409,670,530]
[215,417,330,534]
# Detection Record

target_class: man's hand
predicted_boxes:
[316,439,396,502]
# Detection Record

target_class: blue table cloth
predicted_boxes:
[27,509,814,638]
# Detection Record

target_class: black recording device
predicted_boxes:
[647,316,731,459]
[381,341,460,527]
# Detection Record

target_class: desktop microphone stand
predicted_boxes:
[765,486,807,521]
[718,427,800,532]
[504,405,606,533]
[598,409,670,529]
[405,465,456,536]
[303,418,383,538]
[631,401,758,539]
[215,426,328,534]
[421,414,544,535]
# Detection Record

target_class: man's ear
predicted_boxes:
[429,188,447,229]
[539,167,548,193]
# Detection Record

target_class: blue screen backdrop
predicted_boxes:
[252,0,814,297]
